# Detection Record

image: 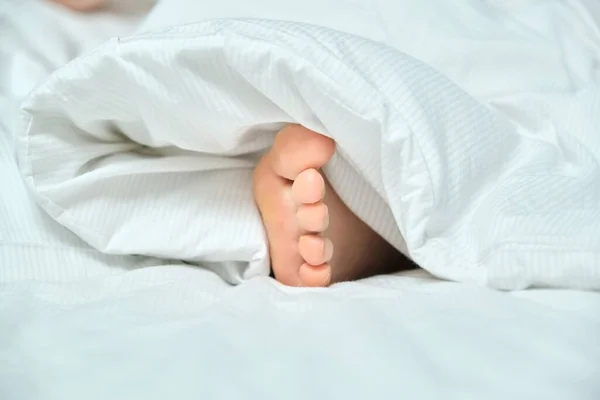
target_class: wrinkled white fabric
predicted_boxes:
[2,1,600,399]
[0,0,158,282]
[17,0,600,289]
[1,268,599,400]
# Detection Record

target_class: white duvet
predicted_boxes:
[16,0,600,289]
[2,0,600,399]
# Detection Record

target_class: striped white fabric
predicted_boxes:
[2,1,600,399]
[17,0,600,289]
[0,0,159,282]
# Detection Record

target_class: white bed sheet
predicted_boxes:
[1,1,599,399]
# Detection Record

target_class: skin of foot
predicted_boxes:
[253,125,407,287]
[52,0,105,11]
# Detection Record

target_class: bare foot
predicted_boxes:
[52,0,105,11]
[253,125,406,287]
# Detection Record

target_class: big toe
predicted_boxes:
[270,125,335,180]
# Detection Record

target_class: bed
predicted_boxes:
[1,0,599,399]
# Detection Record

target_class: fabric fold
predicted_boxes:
[18,7,600,289]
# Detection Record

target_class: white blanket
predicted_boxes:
[2,1,600,399]
[17,0,600,289]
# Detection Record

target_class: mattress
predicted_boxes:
[1,1,599,399]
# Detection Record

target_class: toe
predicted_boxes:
[292,168,325,204]
[270,125,335,180]
[299,263,331,287]
[297,202,329,232]
[298,235,334,266]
